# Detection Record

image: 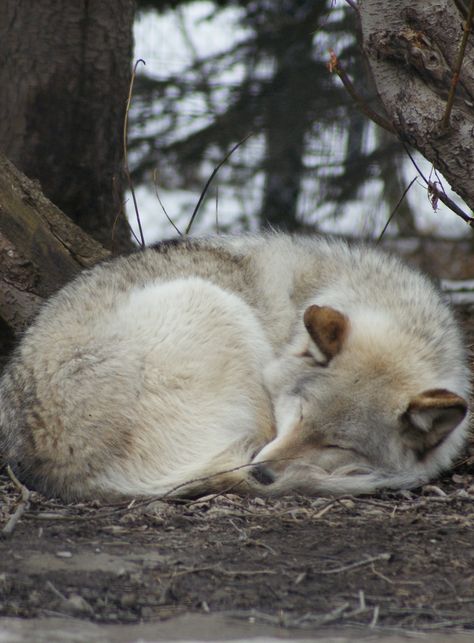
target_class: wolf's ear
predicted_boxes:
[303,305,349,363]
[401,389,468,454]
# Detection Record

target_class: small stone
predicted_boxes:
[452,474,465,484]
[62,594,94,615]
[102,525,128,534]
[340,499,355,509]
[55,550,73,558]
[120,592,137,608]
[29,590,41,605]
[141,606,153,618]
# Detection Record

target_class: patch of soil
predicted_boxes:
[0,304,473,637]
[1,474,474,635]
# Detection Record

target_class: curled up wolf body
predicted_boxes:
[0,234,470,500]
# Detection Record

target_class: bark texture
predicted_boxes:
[0,154,109,348]
[0,0,135,252]
[359,0,474,213]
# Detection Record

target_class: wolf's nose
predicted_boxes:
[250,463,275,485]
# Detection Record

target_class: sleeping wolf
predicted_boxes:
[0,234,469,499]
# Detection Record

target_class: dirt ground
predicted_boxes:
[0,303,473,639]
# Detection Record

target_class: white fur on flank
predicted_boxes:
[92,279,272,496]
[0,233,469,500]
[1,276,274,499]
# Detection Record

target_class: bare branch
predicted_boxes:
[319,553,392,574]
[2,466,30,537]
[327,50,396,134]
[402,143,474,227]
[123,59,146,248]
[185,133,253,235]
[441,0,474,128]
[359,0,474,215]
[153,170,183,237]
[376,176,417,244]
[343,0,359,10]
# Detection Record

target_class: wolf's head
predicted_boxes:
[252,301,469,495]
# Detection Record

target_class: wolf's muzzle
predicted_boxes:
[249,463,275,486]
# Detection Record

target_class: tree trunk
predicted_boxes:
[358,0,474,214]
[0,0,135,252]
[0,153,109,358]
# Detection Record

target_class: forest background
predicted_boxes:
[130,0,470,243]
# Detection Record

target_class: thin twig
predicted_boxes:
[46,580,67,602]
[185,133,253,235]
[187,479,246,506]
[454,0,470,20]
[215,184,220,234]
[327,50,396,134]
[2,465,30,537]
[112,197,142,247]
[370,605,380,628]
[313,498,340,518]
[111,175,142,247]
[223,604,351,629]
[376,176,417,244]
[343,0,358,10]
[328,41,474,230]
[318,552,392,575]
[294,603,351,627]
[172,564,276,578]
[94,458,283,516]
[441,0,474,129]
[142,458,274,505]
[402,142,474,226]
[123,59,146,248]
[24,512,89,522]
[23,457,294,523]
[153,169,182,236]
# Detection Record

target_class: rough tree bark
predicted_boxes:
[0,154,109,358]
[0,0,136,252]
[358,0,474,216]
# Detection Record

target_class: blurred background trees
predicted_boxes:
[131,0,419,236]
[0,0,471,253]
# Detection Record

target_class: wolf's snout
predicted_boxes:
[250,463,275,486]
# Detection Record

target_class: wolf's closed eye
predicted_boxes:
[324,444,365,459]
